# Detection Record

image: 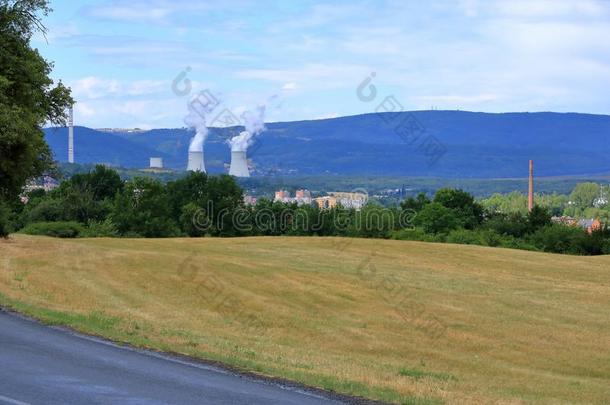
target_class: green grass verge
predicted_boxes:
[0,292,442,404]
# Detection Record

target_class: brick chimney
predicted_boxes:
[527,160,534,212]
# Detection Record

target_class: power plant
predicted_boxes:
[229,150,250,177]
[187,150,205,172]
[149,157,163,169]
[227,130,252,177]
[68,105,74,163]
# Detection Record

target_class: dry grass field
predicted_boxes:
[1,235,609,404]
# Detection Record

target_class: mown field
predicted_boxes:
[1,235,609,404]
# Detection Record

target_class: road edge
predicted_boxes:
[0,305,388,405]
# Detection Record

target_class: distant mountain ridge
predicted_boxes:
[44,110,610,178]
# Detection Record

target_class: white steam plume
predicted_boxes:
[228,105,266,152]
[184,94,213,152]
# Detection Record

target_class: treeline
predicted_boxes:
[2,166,610,255]
[480,182,610,221]
[397,191,610,255]
[4,166,243,238]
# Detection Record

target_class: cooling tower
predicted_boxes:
[150,157,163,169]
[187,151,205,172]
[229,150,250,177]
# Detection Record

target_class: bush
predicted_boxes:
[0,201,10,237]
[498,236,538,252]
[479,229,503,247]
[446,229,481,245]
[26,198,65,223]
[390,227,441,242]
[81,219,119,237]
[446,229,504,247]
[527,205,552,232]
[350,204,396,239]
[20,221,84,238]
[414,202,461,234]
[484,212,529,238]
[111,177,179,237]
[528,224,588,255]
[603,239,610,255]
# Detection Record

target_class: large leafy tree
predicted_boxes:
[111,177,179,237]
[433,188,483,229]
[167,173,245,236]
[414,202,461,234]
[1,0,72,235]
[569,182,600,210]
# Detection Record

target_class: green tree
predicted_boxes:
[179,202,207,237]
[16,166,122,227]
[0,200,10,237]
[433,188,483,229]
[400,192,430,212]
[569,183,600,211]
[1,0,73,236]
[111,177,178,237]
[484,212,529,238]
[351,203,396,238]
[86,165,123,200]
[528,224,589,255]
[167,173,245,236]
[527,205,552,232]
[414,202,461,234]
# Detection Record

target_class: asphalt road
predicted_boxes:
[0,310,346,405]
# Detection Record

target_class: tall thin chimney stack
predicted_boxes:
[68,105,74,163]
[527,160,534,212]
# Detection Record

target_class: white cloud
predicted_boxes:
[236,63,373,91]
[315,112,339,120]
[70,77,170,100]
[45,0,610,127]
[86,4,175,23]
[493,0,606,18]
[416,94,500,105]
[74,102,96,118]
[281,82,298,91]
[71,77,121,99]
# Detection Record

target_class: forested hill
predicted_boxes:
[44,111,610,178]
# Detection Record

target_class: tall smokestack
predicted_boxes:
[68,105,74,163]
[187,151,205,172]
[229,150,250,177]
[527,160,534,212]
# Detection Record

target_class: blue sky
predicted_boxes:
[35,0,610,128]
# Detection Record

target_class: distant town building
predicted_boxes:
[243,195,257,205]
[23,176,58,193]
[577,219,602,234]
[314,196,337,209]
[274,190,290,202]
[312,192,368,210]
[552,216,603,234]
[551,216,578,226]
[329,191,368,210]
[295,189,311,200]
[42,176,59,192]
[21,176,59,203]
[274,189,312,205]
[274,189,367,210]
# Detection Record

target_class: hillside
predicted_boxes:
[1,236,609,404]
[45,111,610,177]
